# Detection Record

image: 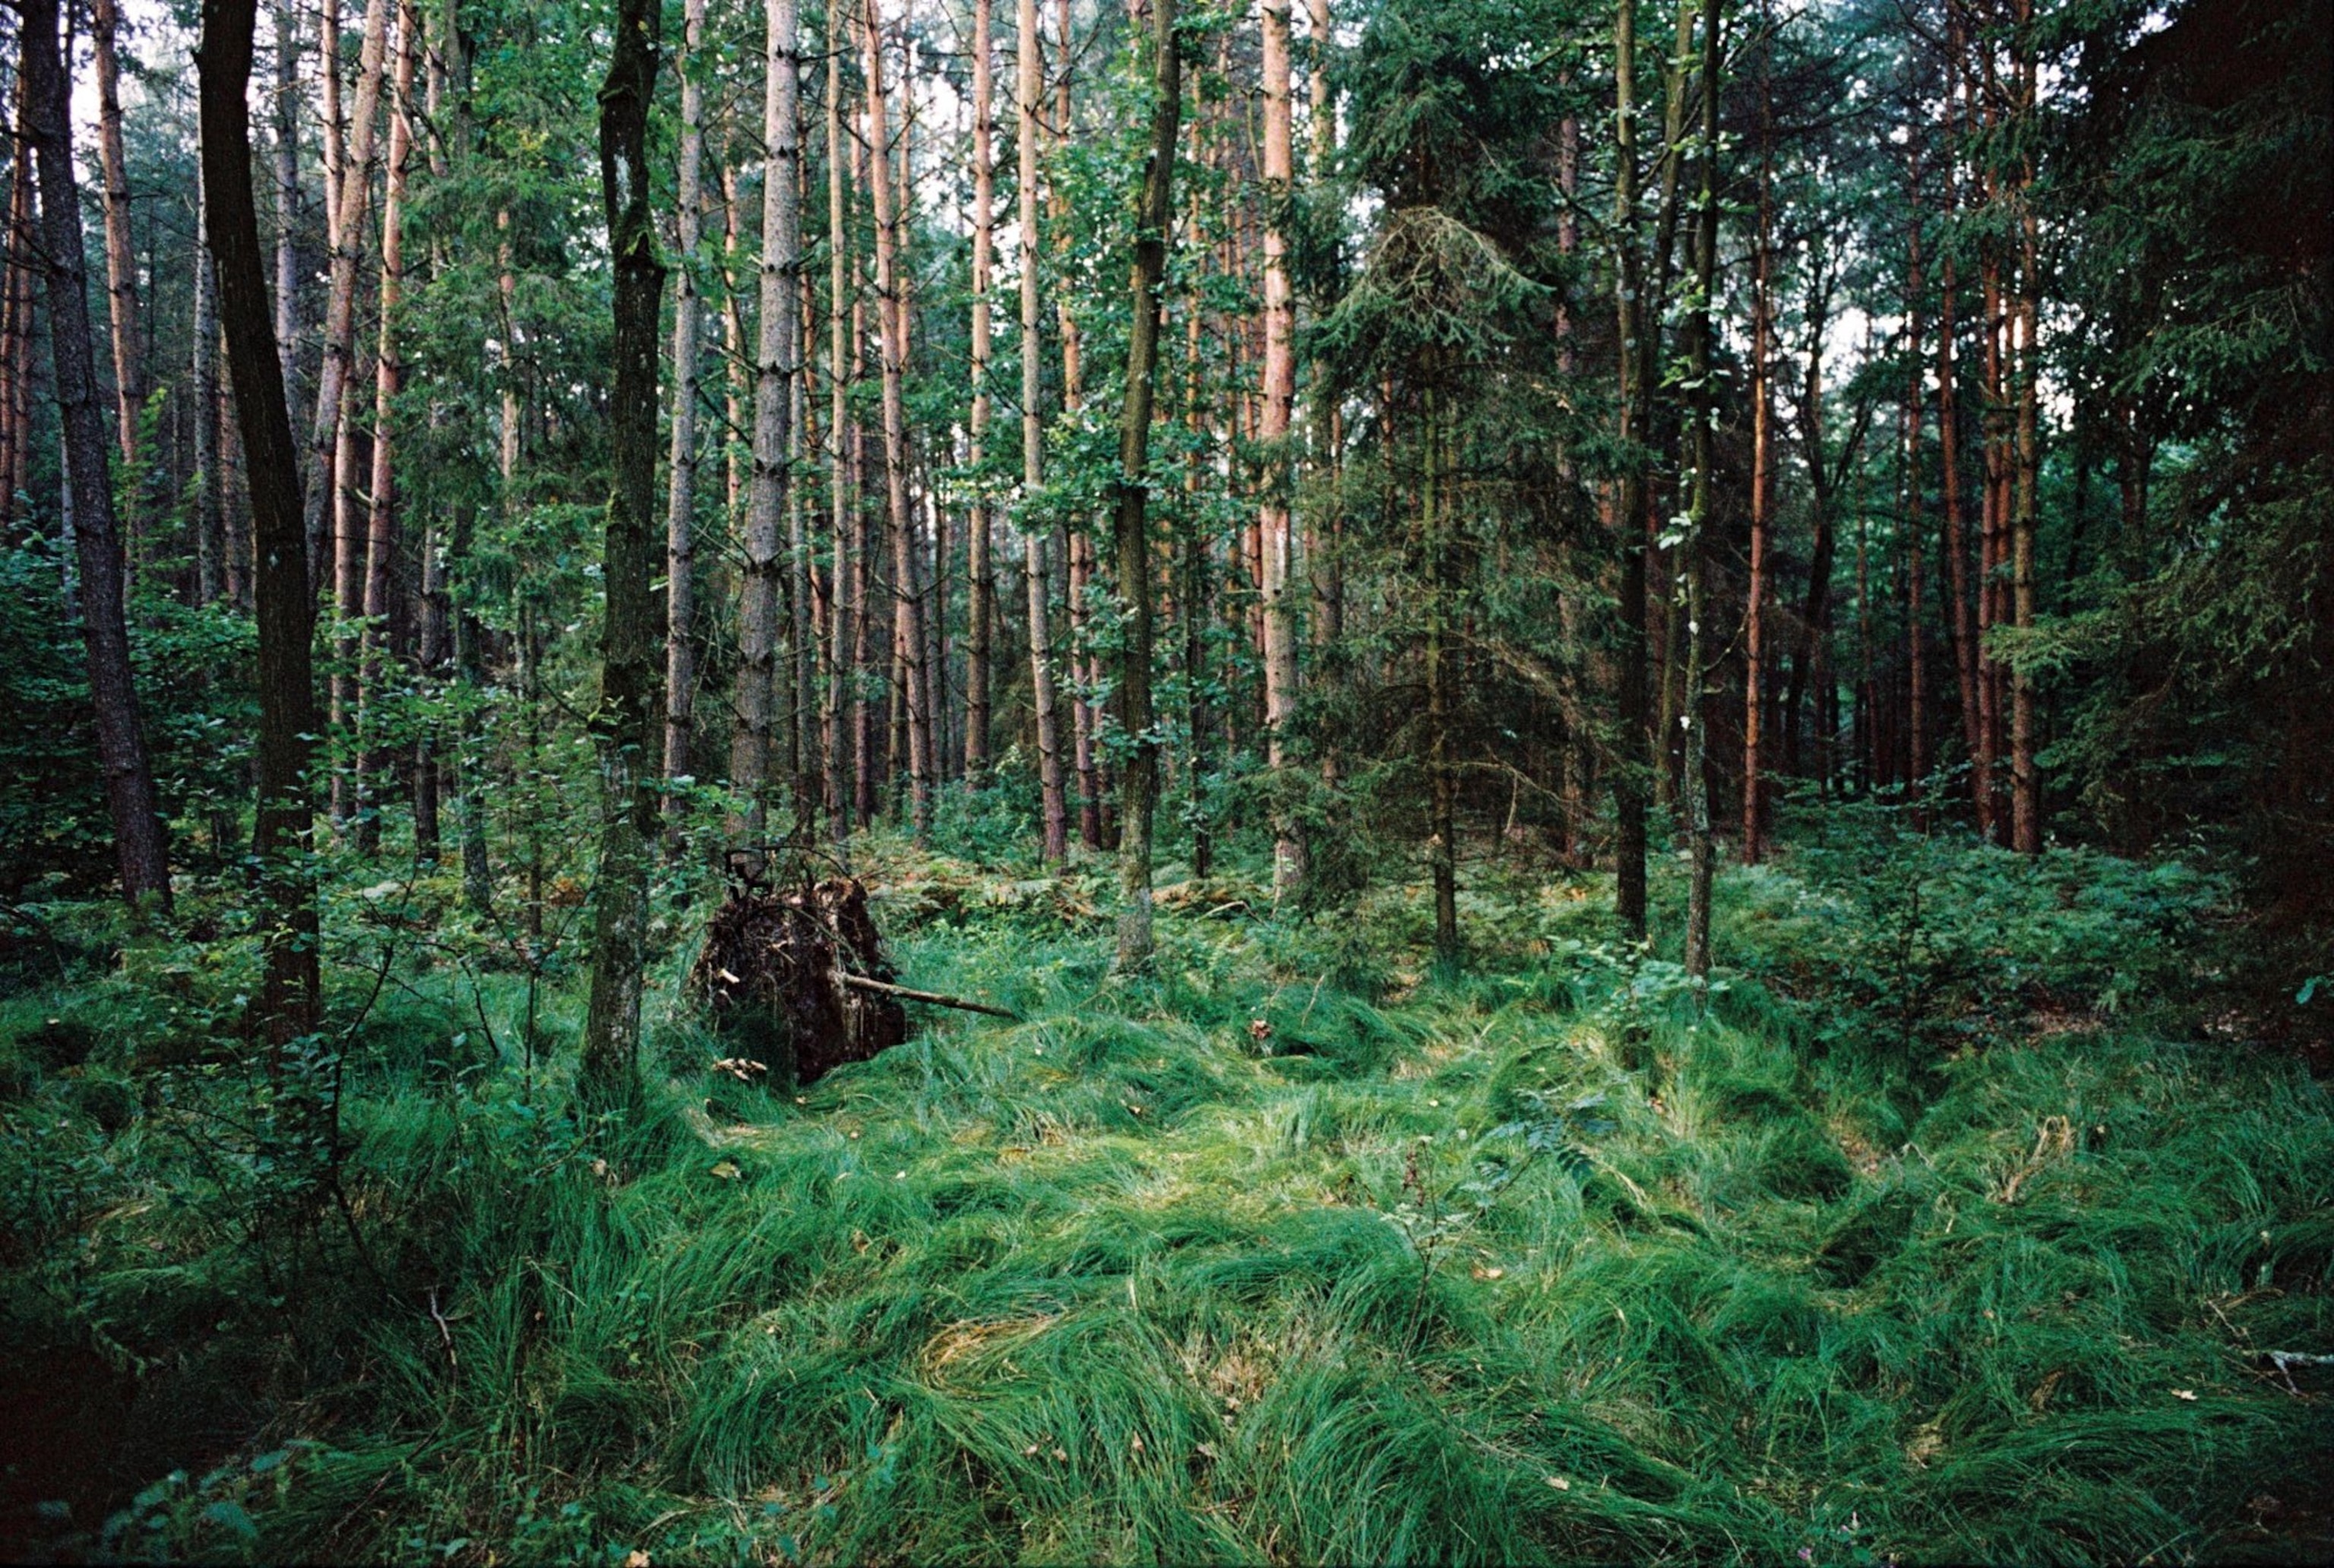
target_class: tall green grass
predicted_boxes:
[2,836,2326,1564]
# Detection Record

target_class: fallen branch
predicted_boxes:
[838,972,1019,1020]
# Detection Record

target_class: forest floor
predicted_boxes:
[2,824,2330,1565]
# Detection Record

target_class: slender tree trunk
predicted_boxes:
[1608,0,1650,940]
[1424,390,1458,966]
[959,0,998,782]
[1111,0,1178,970]
[580,0,666,1087]
[1680,0,1719,980]
[1903,135,1929,798]
[92,0,142,487]
[862,0,929,837]
[27,0,171,912]
[825,13,855,845]
[1741,68,1770,865]
[2009,3,2040,852]
[355,0,416,855]
[1258,0,1305,900]
[1937,11,1982,824]
[194,166,226,604]
[789,150,818,814]
[1017,0,1068,863]
[306,0,389,593]
[200,0,317,1029]
[663,0,708,823]
[272,1,298,418]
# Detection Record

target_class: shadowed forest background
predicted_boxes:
[0,0,2329,1558]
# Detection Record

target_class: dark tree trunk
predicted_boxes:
[25,0,172,912]
[198,0,318,1032]
[581,0,666,1086]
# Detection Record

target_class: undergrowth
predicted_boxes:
[1,826,2328,1565]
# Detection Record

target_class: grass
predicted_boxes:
[2,832,2329,1565]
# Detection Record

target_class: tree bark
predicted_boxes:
[732,0,796,831]
[1741,39,1770,865]
[1680,0,1719,981]
[307,0,390,595]
[580,0,666,1087]
[1111,0,1178,970]
[91,0,142,482]
[825,15,855,845]
[1018,0,1068,863]
[1608,0,1650,941]
[26,0,172,913]
[963,0,998,782]
[355,0,416,855]
[200,0,318,1030]
[863,0,930,837]
[272,0,299,419]
[2009,0,2041,852]
[194,164,226,604]
[1258,0,1304,901]
[663,0,708,817]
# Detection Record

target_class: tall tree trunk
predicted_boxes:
[663,0,707,823]
[1608,0,1651,941]
[1018,0,1068,863]
[194,166,226,604]
[733,0,802,832]
[825,16,855,845]
[355,0,416,855]
[272,0,299,417]
[863,0,929,837]
[1111,0,1178,970]
[1425,390,1458,966]
[1741,50,1770,865]
[307,0,389,593]
[963,0,997,782]
[92,0,142,484]
[789,150,818,814]
[199,0,316,1030]
[27,0,171,912]
[1937,9,1983,824]
[1258,0,1304,901]
[1904,134,1929,798]
[1680,0,1719,980]
[580,0,666,1087]
[2009,2,2040,853]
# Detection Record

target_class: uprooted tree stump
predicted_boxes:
[691,876,909,1086]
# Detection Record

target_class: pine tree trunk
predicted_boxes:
[307,0,389,592]
[825,15,855,844]
[92,0,142,483]
[663,0,707,822]
[1904,138,1929,798]
[1937,10,1982,826]
[27,0,172,912]
[272,0,299,419]
[960,0,997,783]
[1679,0,1719,981]
[1741,43,1770,865]
[194,167,226,605]
[1257,0,1305,900]
[732,0,800,832]
[863,0,930,837]
[199,0,317,1030]
[2009,3,2041,853]
[1608,0,1650,941]
[1112,0,1178,971]
[1018,0,1068,863]
[355,0,416,856]
[580,0,666,1087]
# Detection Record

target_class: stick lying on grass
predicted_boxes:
[839,972,1020,1020]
